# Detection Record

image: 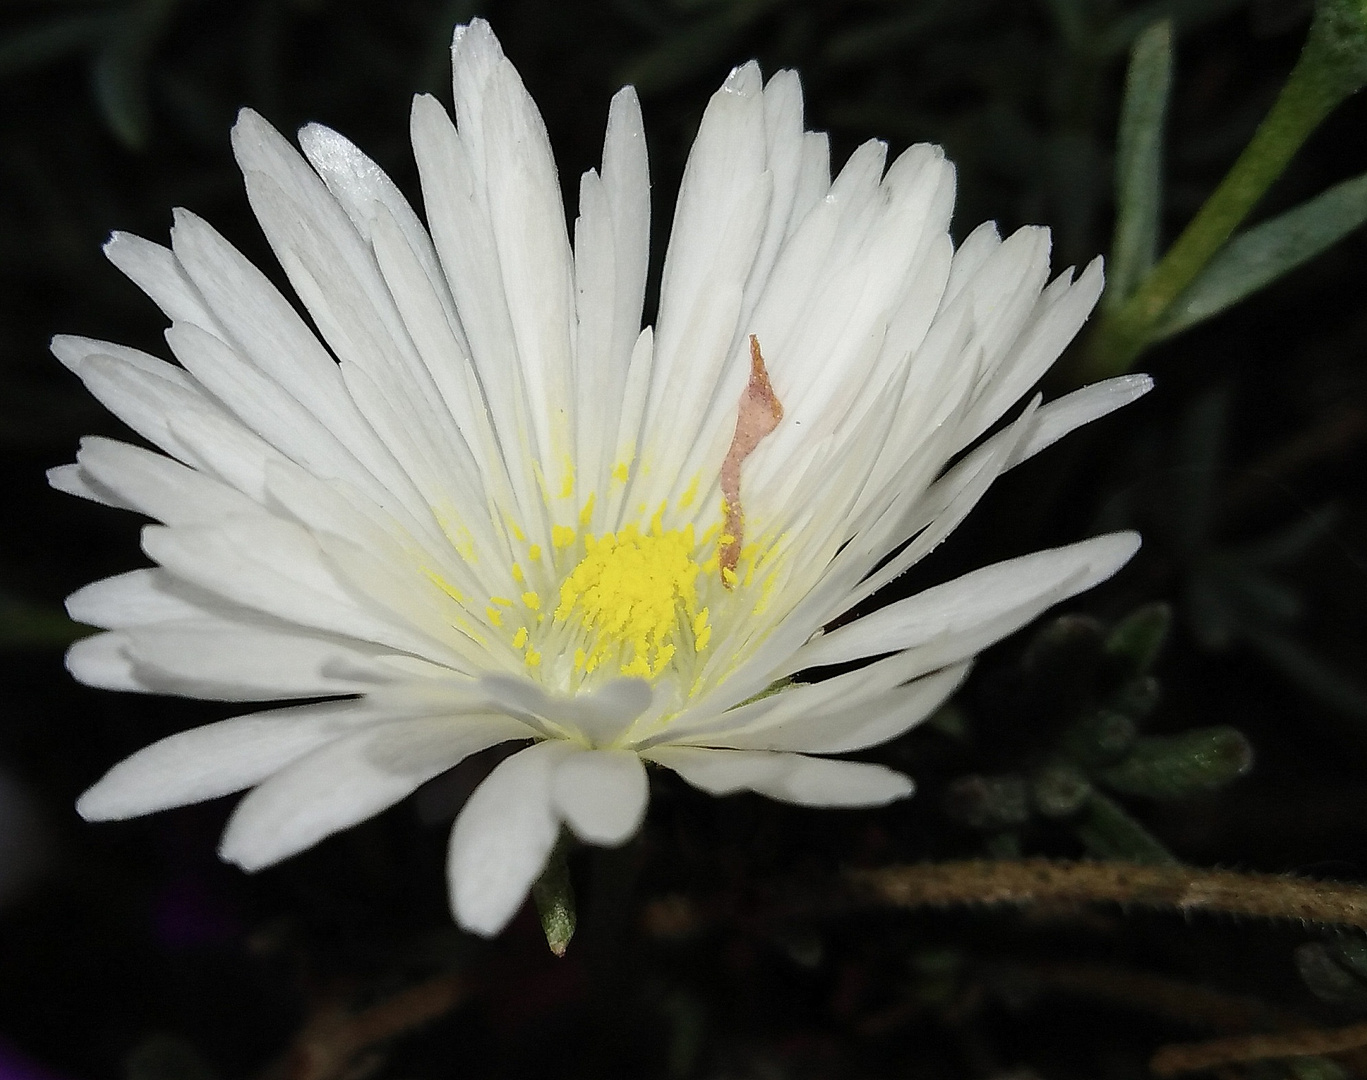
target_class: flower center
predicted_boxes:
[554,523,711,679]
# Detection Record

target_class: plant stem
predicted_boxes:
[1082,5,1367,379]
[1151,1020,1367,1076]
[849,859,1367,929]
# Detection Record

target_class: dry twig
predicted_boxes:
[1151,1020,1367,1076]
[261,974,470,1080]
[850,859,1367,930]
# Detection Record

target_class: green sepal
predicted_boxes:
[532,834,577,957]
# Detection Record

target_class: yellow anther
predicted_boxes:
[579,493,596,527]
[528,544,542,561]
[490,595,513,607]
[512,626,528,649]
[552,524,576,548]
[485,606,503,626]
[552,520,708,680]
[522,591,541,610]
[525,649,542,668]
[511,564,524,583]
[612,461,629,484]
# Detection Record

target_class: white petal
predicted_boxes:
[46,463,132,510]
[646,746,913,807]
[119,620,391,701]
[77,700,390,820]
[686,660,973,754]
[66,569,209,629]
[551,749,648,846]
[756,755,914,807]
[792,532,1142,671]
[76,436,259,526]
[65,632,144,692]
[478,675,652,745]
[448,739,576,937]
[103,231,214,327]
[221,714,527,871]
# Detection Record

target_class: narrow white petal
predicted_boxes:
[76,700,391,821]
[448,739,576,937]
[646,746,912,807]
[793,532,1142,671]
[76,436,259,526]
[754,755,913,807]
[551,749,649,846]
[67,569,209,629]
[120,620,392,701]
[104,231,215,327]
[46,463,132,510]
[221,715,527,871]
[688,661,973,754]
[65,632,145,692]
[477,675,652,745]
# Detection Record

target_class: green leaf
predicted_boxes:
[1094,0,1246,59]
[0,600,83,649]
[1105,19,1172,312]
[1031,762,1092,819]
[1156,169,1367,337]
[1104,602,1173,674]
[91,0,180,151]
[1060,709,1138,767]
[1072,791,1177,864]
[0,13,108,79]
[1294,941,1367,1008]
[1099,727,1253,798]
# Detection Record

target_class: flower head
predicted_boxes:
[54,20,1147,936]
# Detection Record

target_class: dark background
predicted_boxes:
[3,1,1367,1077]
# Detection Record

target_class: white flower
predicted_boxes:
[52,19,1147,937]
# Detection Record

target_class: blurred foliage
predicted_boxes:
[3,1,1367,1079]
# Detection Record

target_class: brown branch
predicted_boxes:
[1017,963,1307,1035]
[1151,1020,1367,1076]
[849,859,1367,930]
[263,974,470,1080]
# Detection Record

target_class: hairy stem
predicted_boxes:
[1151,1021,1367,1076]
[849,859,1367,929]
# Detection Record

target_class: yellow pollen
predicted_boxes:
[552,522,709,679]
[525,649,542,668]
[522,591,541,610]
[680,474,700,508]
[552,524,576,548]
[485,605,503,626]
[611,461,630,484]
[528,544,542,561]
[512,626,528,649]
[511,564,524,583]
